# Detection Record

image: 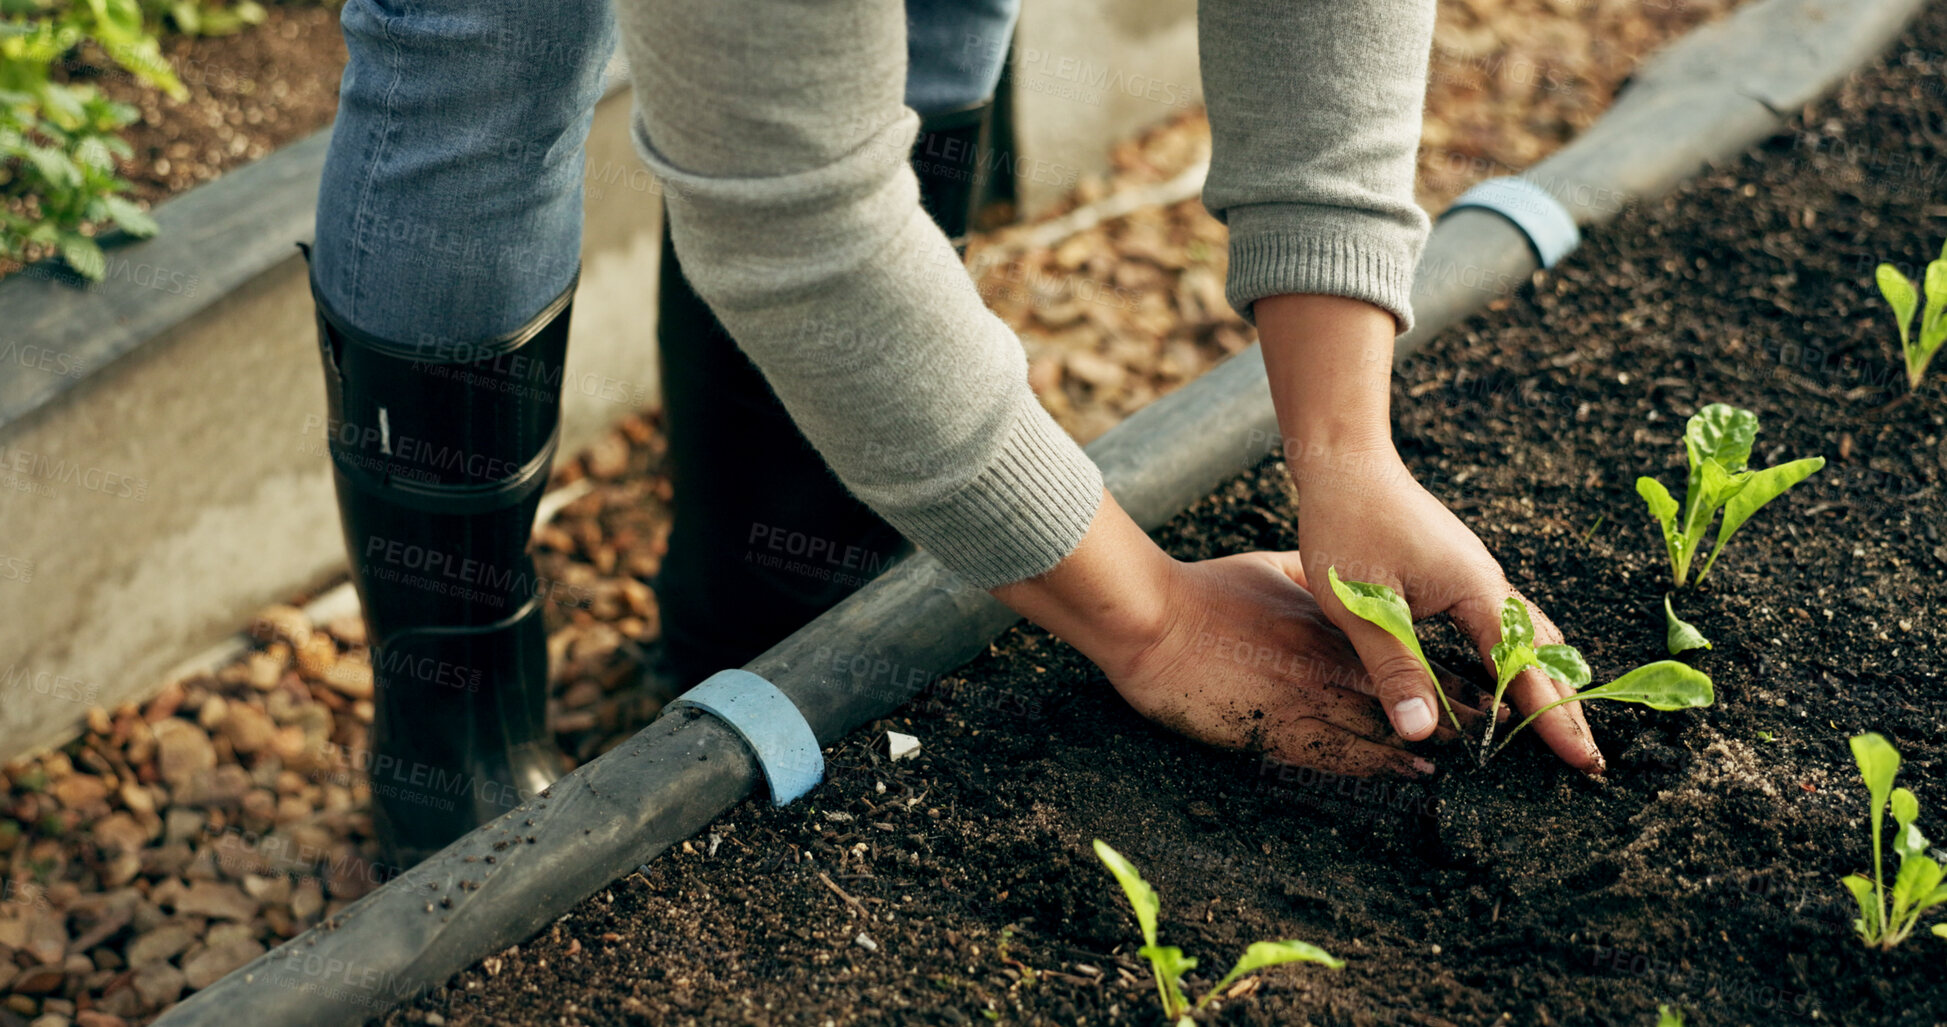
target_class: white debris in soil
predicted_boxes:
[853,932,878,953]
[886,731,921,762]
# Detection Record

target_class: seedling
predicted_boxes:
[1326,571,1714,763]
[1874,239,1947,389]
[1091,840,1340,1025]
[1656,1006,1685,1027]
[1636,404,1824,587]
[1481,596,1590,754]
[1663,594,1711,655]
[1840,733,1947,949]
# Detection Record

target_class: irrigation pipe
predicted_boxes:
[155,0,1923,1021]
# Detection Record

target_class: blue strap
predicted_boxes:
[667,669,823,806]
[1445,177,1582,269]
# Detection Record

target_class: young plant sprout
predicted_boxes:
[1663,594,1711,655]
[1656,1005,1685,1027]
[1327,570,1714,764]
[1092,840,1341,1025]
[1635,404,1823,587]
[1840,733,1947,949]
[1874,239,1947,389]
[1481,596,1590,754]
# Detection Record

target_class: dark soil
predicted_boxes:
[380,9,1947,1027]
[96,3,347,204]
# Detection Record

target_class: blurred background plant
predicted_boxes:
[0,0,265,279]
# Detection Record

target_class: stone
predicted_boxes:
[76,1012,128,1027]
[90,813,149,855]
[130,961,185,1009]
[220,703,275,755]
[887,731,921,762]
[289,878,324,920]
[252,606,313,648]
[125,922,200,968]
[49,776,109,810]
[181,939,264,990]
[321,655,374,700]
[172,881,256,922]
[152,720,215,789]
[12,963,65,994]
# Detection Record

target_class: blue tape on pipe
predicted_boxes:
[666,669,824,807]
[1444,176,1582,269]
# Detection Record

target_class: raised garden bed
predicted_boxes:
[372,7,1947,1026]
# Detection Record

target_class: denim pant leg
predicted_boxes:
[313,0,617,344]
[906,0,1021,114]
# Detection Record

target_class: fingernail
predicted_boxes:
[1394,698,1435,736]
[1410,756,1437,776]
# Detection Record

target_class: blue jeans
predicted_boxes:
[313,0,1019,344]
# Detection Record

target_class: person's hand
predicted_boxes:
[1100,548,1498,777]
[992,491,1492,777]
[1291,446,1604,772]
[1255,292,1605,774]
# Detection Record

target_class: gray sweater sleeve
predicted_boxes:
[616,0,1104,590]
[614,0,1431,589]
[1199,0,1436,333]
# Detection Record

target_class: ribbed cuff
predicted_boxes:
[885,393,1105,591]
[1223,204,1421,335]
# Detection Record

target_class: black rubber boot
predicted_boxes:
[307,264,574,870]
[652,103,997,687]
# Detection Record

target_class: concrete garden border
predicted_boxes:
[148,0,1924,1021]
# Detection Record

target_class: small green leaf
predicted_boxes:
[1933,923,1947,939]
[1092,840,1159,949]
[1891,854,1942,925]
[1696,456,1823,583]
[1327,568,1459,734]
[1656,1005,1685,1027]
[1843,873,1880,942]
[1685,403,1759,477]
[1196,940,1342,1011]
[1663,594,1711,655]
[1878,263,1919,351]
[1534,644,1591,688]
[1497,596,1534,648]
[1325,568,1430,681]
[1891,788,1919,833]
[1637,476,1685,583]
[100,194,158,237]
[1499,661,1713,749]
[1851,733,1900,820]
[58,233,105,280]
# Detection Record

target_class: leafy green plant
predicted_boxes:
[140,0,264,37]
[1875,240,1947,390]
[2,0,184,277]
[1663,594,1710,655]
[1656,1005,1684,1027]
[1635,404,1823,587]
[1840,733,1947,949]
[1326,570,1714,763]
[1092,839,1341,1025]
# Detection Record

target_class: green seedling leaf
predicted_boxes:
[1684,403,1758,477]
[1496,661,1713,756]
[1695,456,1824,583]
[1878,263,1918,353]
[1535,644,1591,688]
[1092,840,1158,948]
[1663,594,1711,655]
[1195,941,1343,1013]
[1637,477,1684,581]
[1840,733,1947,948]
[1326,567,1461,734]
[100,194,157,237]
[1093,840,1341,1020]
[1656,1005,1685,1027]
[58,233,104,280]
[1639,405,1819,587]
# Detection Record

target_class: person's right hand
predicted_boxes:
[993,490,1493,777]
